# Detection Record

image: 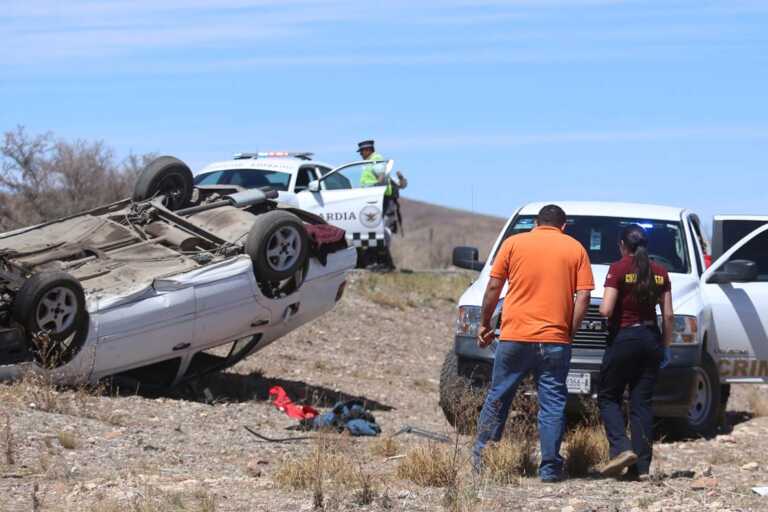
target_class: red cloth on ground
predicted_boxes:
[269,385,319,420]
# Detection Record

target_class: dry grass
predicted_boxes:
[352,272,473,310]
[564,425,609,477]
[0,372,124,426]
[86,487,217,512]
[370,436,401,458]
[746,388,768,417]
[57,431,78,450]
[483,436,537,484]
[273,437,360,491]
[3,414,14,466]
[396,443,461,487]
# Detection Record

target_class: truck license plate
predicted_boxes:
[566,372,591,394]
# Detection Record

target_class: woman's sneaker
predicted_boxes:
[599,451,638,478]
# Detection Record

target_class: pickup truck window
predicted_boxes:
[728,229,768,281]
[496,215,690,274]
[193,169,292,191]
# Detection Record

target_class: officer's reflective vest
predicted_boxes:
[360,152,393,196]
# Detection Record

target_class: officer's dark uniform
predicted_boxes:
[599,256,671,477]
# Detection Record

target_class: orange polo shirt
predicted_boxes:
[491,226,594,343]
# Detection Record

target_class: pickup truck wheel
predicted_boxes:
[246,210,309,283]
[669,352,722,439]
[132,156,193,211]
[439,350,486,434]
[12,272,88,368]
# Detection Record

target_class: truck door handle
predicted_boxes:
[172,342,191,351]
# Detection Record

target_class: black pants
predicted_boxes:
[598,325,663,475]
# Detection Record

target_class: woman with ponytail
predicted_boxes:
[596,224,674,480]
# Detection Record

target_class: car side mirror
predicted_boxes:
[308,180,320,193]
[453,246,485,271]
[708,259,758,284]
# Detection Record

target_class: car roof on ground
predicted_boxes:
[194,157,333,176]
[519,201,685,221]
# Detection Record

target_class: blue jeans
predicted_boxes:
[472,341,572,479]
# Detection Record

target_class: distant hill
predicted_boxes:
[390,198,506,270]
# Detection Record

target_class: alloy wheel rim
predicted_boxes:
[266,226,301,272]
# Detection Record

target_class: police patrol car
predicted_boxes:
[444,202,768,438]
[193,152,394,263]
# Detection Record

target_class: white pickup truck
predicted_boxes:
[442,201,768,437]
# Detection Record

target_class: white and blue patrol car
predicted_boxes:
[193,152,393,259]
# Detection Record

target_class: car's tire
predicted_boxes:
[132,156,194,211]
[669,351,722,439]
[12,272,89,368]
[439,350,487,434]
[246,210,309,283]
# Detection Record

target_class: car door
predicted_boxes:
[700,223,768,382]
[295,160,393,248]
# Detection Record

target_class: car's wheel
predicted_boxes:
[12,272,88,368]
[439,350,487,434]
[246,210,309,283]
[132,156,194,211]
[669,352,722,438]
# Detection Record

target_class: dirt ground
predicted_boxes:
[2,272,768,512]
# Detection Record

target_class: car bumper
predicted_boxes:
[454,336,698,418]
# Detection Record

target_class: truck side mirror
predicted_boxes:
[707,259,758,284]
[453,246,485,271]
[308,180,320,193]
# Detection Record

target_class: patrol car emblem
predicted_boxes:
[360,205,382,228]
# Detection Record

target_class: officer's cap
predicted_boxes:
[357,140,375,153]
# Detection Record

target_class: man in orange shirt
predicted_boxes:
[472,204,594,482]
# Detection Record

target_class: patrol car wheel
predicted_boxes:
[133,156,194,211]
[246,210,309,283]
[12,272,89,368]
[439,350,487,434]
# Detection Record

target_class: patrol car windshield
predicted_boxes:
[499,215,689,274]
[194,169,292,191]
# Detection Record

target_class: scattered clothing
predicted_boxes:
[305,224,348,266]
[305,400,381,437]
[269,386,319,421]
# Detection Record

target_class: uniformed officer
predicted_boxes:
[355,140,407,271]
[597,224,674,481]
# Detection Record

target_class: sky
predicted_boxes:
[1,0,767,233]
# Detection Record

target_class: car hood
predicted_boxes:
[458,263,701,315]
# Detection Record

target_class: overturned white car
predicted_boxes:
[0,156,356,389]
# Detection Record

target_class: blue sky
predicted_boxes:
[1,0,767,232]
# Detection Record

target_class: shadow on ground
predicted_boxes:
[180,370,394,411]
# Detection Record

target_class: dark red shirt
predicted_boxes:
[604,255,671,329]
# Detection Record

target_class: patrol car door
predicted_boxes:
[296,160,393,249]
[700,223,768,382]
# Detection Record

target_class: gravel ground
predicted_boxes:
[2,272,768,512]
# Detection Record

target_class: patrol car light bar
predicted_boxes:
[233,151,314,160]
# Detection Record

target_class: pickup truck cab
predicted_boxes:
[442,201,768,437]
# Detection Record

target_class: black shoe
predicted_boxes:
[540,474,564,483]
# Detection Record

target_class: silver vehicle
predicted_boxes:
[0,156,355,389]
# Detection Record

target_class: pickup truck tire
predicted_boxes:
[12,272,88,368]
[246,210,309,283]
[439,350,486,434]
[670,352,722,438]
[133,156,194,211]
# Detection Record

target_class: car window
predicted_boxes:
[195,171,226,185]
[295,166,318,192]
[495,215,690,274]
[194,169,292,191]
[320,161,387,191]
[728,230,768,281]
